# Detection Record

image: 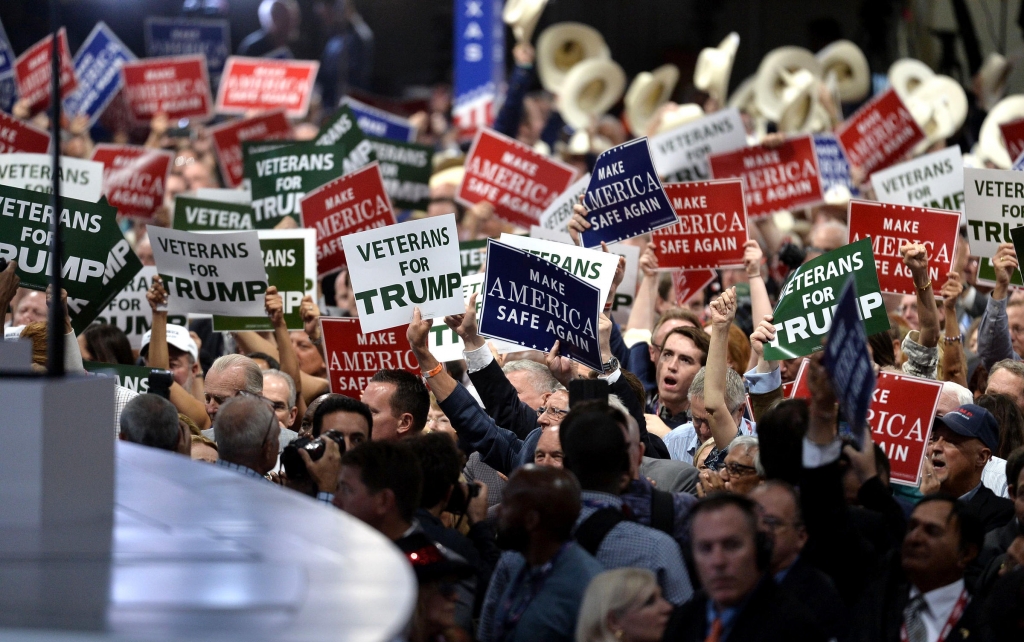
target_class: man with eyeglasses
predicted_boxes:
[212,394,281,482]
[204,354,264,423]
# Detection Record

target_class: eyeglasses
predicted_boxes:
[692,416,710,431]
[761,515,802,531]
[205,390,242,406]
[722,462,758,477]
[538,406,569,419]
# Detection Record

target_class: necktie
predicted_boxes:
[903,594,928,642]
[704,617,723,642]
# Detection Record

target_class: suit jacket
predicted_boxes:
[964,485,1015,534]
[662,579,827,642]
[778,556,850,641]
[639,456,698,495]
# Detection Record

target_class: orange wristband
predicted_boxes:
[423,362,444,378]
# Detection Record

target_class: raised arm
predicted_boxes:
[902,243,939,347]
[977,243,1022,368]
[744,240,771,327]
[706,287,739,450]
[146,276,209,429]
[626,242,658,334]
[266,286,305,428]
[939,272,968,387]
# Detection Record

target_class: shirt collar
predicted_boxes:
[910,578,966,618]
[959,482,983,502]
[580,490,624,510]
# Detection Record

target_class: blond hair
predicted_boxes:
[576,568,659,642]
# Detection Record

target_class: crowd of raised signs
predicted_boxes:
[4,1,1024,641]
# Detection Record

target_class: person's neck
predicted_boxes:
[227,454,267,475]
[524,535,564,568]
[941,473,982,499]
[380,514,413,542]
[659,393,688,417]
[427,501,445,519]
[772,552,799,576]
[909,569,963,594]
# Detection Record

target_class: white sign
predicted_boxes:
[96,266,187,349]
[963,167,1024,259]
[870,146,964,214]
[427,273,520,362]
[649,108,747,182]
[500,231,618,306]
[342,213,463,333]
[194,187,251,204]
[0,153,104,202]
[148,226,267,317]
[537,172,590,233]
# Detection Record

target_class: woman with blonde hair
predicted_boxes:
[576,568,673,642]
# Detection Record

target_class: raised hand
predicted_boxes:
[638,241,658,278]
[567,195,590,246]
[749,314,776,358]
[407,306,434,354]
[444,292,483,349]
[147,274,168,311]
[940,271,963,311]
[299,295,321,341]
[265,286,285,326]
[709,287,737,329]
[743,239,764,278]
[899,242,930,279]
[545,340,576,388]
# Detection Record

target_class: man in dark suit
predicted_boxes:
[928,405,1014,533]
[661,494,826,642]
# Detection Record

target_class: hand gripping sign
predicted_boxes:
[342,213,464,334]
[580,138,678,247]
[709,135,825,218]
[847,199,960,296]
[97,266,187,350]
[457,128,578,229]
[764,238,889,361]
[208,110,291,188]
[653,179,749,269]
[478,239,603,370]
[320,317,419,399]
[836,88,925,176]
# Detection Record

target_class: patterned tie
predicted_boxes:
[704,617,723,642]
[903,594,928,642]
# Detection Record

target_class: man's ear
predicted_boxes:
[648,343,658,365]
[378,488,398,518]
[976,446,992,469]
[540,391,552,407]
[396,412,415,435]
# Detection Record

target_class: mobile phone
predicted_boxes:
[569,378,609,408]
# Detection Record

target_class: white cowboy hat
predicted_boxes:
[888,58,934,102]
[536,23,610,93]
[776,69,820,133]
[556,58,626,129]
[503,0,548,44]
[816,40,870,103]
[649,102,705,136]
[977,52,1011,111]
[624,64,680,134]
[564,129,612,156]
[694,32,740,106]
[728,74,758,114]
[754,46,822,121]
[977,95,1024,168]
[905,75,968,149]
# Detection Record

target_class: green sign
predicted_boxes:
[173,195,255,231]
[244,139,375,228]
[211,229,316,331]
[459,239,487,276]
[976,257,1024,287]
[84,361,161,395]
[316,105,365,148]
[764,238,889,360]
[367,136,432,211]
[0,184,143,334]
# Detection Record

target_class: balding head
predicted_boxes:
[497,465,582,550]
[213,395,279,474]
[938,382,973,417]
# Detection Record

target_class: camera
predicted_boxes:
[147,369,173,399]
[281,430,345,481]
[445,481,480,515]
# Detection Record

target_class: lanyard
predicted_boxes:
[900,588,969,642]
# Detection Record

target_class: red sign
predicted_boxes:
[654,179,748,269]
[216,56,319,119]
[791,359,811,399]
[457,128,579,228]
[709,135,824,218]
[780,381,795,398]
[836,88,925,176]
[1000,118,1024,163]
[848,200,960,296]
[300,162,397,277]
[121,55,213,123]
[869,372,942,486]
[320,317,419,399]
[671,269,717,304]
[209,110,292,188]
[91,144,173,221]
[14,28,77,113]
[0,112,51,154]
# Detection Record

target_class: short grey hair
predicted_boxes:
[688,366,746,413]
[729,434,764,478]
[263,369,296,409]
[214,395,275,463]
[991,359,1024,382]
[941,381,973,407]
[209,354,263,395]
[503,359,562,394]
[120,394,179,451]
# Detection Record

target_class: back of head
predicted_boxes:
[313,393,373,438]
[341,441,423,522]
[505,465,582,541]
[687,366,746,412]
[83,323,135,365]
[726,324,752,375]
[576,568,659,642]
[756,399,808,485]
[867,330,896,369]
[941,381,974,408]
[654,307,702,336]
[247,351,281,371]
[1004,446,1024,496]
[502,359,560,393]
[209,354,263,394]
[407,432,462,509]
[213,395,275,463]
[977,393,1024,458]
[120,394,180,451]
[20,322,48,368]
[370,369,430,433]
[560,408,630,493]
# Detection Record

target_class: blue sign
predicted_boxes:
[0,17,13,78]
[452,0,504,131]
[822,278,876,448]
[478,240,603,370]
[64,22,136,127]
[813,133,858,197]
[0,76,16,114]
[144,17,231,81]
[580,138,677,248]
[343,96,416,143]
[1013,149,1024,171]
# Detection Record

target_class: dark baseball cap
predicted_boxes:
[937,404,1000,452]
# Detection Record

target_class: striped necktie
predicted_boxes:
[903,593,928,642]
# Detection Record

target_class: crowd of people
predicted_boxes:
[2,1,1024,640]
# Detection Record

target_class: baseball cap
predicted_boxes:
[395,532,474,585]
[140,324,199,362]
[937,404,1000,453]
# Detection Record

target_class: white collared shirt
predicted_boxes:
[907,579,966,642]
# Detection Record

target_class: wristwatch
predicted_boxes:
[601,356,619,375]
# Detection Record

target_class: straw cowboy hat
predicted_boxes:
[754,46,823,121]
[624,64,680,134]
[977,52,1011,112]
[563,129,613,156]
[977,95,1024,168]
[536,23,610,93]
[776,69,820,133]
[694,32,740,106]
[816,39,870,103]
[556,58,627,129]
[888,58,934,101]
[503,0,548,44]
[648,102,705,137]
[905,75,968,150]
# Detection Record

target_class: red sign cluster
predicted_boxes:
[208,110,292,188]
[91,144,173,221]
[709,135,824,218]
[320,318,420,399]
[654,179,748,269]
[14,29,77,113]
[0,112,51,154]
[836,88,925,176]
[121,55,214,123]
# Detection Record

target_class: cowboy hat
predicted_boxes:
[624,64,680,134]
[694,32,740,106]
[977,95,1024,168]
[754,46,822,121]
[556,58,626,128]
[977,52,1011,111]
[816,40,870,103]
[503,0,548,44]
[888,58,934,101]
[649,102,705,136]
[905,75,968,149]
[536,23,610,93]
[776,69,819,133]
[563,129,613,156]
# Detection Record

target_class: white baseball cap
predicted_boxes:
[140,324,199,361]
